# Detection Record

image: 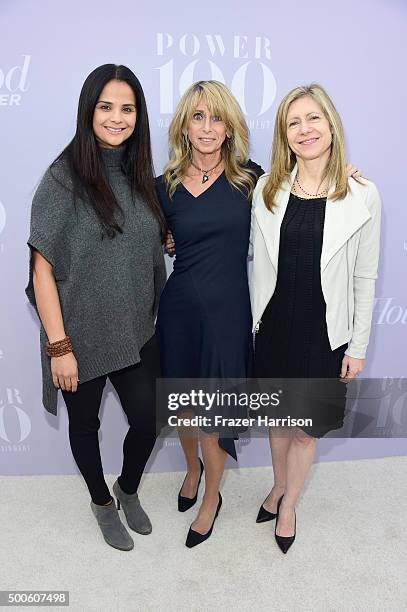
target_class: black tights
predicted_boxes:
[62,335,159,505]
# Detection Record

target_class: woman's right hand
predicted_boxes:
[51,352,79,392]
[165,231,176,256]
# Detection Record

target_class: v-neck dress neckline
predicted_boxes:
[180,170,226,200]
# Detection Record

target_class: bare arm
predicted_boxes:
[32,250,78,392]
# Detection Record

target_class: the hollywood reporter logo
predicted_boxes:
[0,54,31,106]
[0,389,31,443]
[156,33,276,115]
[373,298,407,325]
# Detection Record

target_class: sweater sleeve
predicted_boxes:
[25,164,73,309]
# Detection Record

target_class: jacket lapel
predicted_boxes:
[255,164,372,273]
[254,166,296,271]
[321,182,371,271]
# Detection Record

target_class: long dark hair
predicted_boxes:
[53,64,166,239]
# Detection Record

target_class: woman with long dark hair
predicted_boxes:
[26,64,166,551]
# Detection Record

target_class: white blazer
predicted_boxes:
[249,165,382,359]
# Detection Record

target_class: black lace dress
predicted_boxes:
[254,192,347,437]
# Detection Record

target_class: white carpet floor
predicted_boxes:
[1,457,406,612]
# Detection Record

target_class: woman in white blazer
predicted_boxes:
[250,84,381,553]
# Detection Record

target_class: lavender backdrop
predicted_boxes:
[1,0,406,475]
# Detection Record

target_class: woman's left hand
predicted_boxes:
[346,163,362,179]
[340,355,365,381]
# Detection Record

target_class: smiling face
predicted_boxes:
[186,98,228,158]
[286,95,332,162]
[92,79,137,148]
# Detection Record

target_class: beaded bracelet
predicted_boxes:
[46,336,73,358]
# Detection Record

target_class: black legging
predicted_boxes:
[62,335,160,505]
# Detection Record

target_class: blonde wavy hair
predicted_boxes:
[263,83,352,212]
[164,80,256,198]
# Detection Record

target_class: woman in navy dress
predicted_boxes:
[156,81,263,547]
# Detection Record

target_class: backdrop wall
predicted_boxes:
[1,0,406,475]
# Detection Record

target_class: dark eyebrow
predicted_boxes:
[193,109,222,116]
[97,100,136,107]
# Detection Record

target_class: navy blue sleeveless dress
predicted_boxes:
[156,162,263,458]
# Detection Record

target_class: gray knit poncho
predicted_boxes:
[26,146,166,414]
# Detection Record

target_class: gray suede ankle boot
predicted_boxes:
[90,499,134,551]
[113,479,152,535]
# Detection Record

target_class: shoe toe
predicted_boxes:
[178,495,197,512]
[104,528,134,551]
[130,518,152,535]
[256,505,275,523]
[275,535,295,554]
